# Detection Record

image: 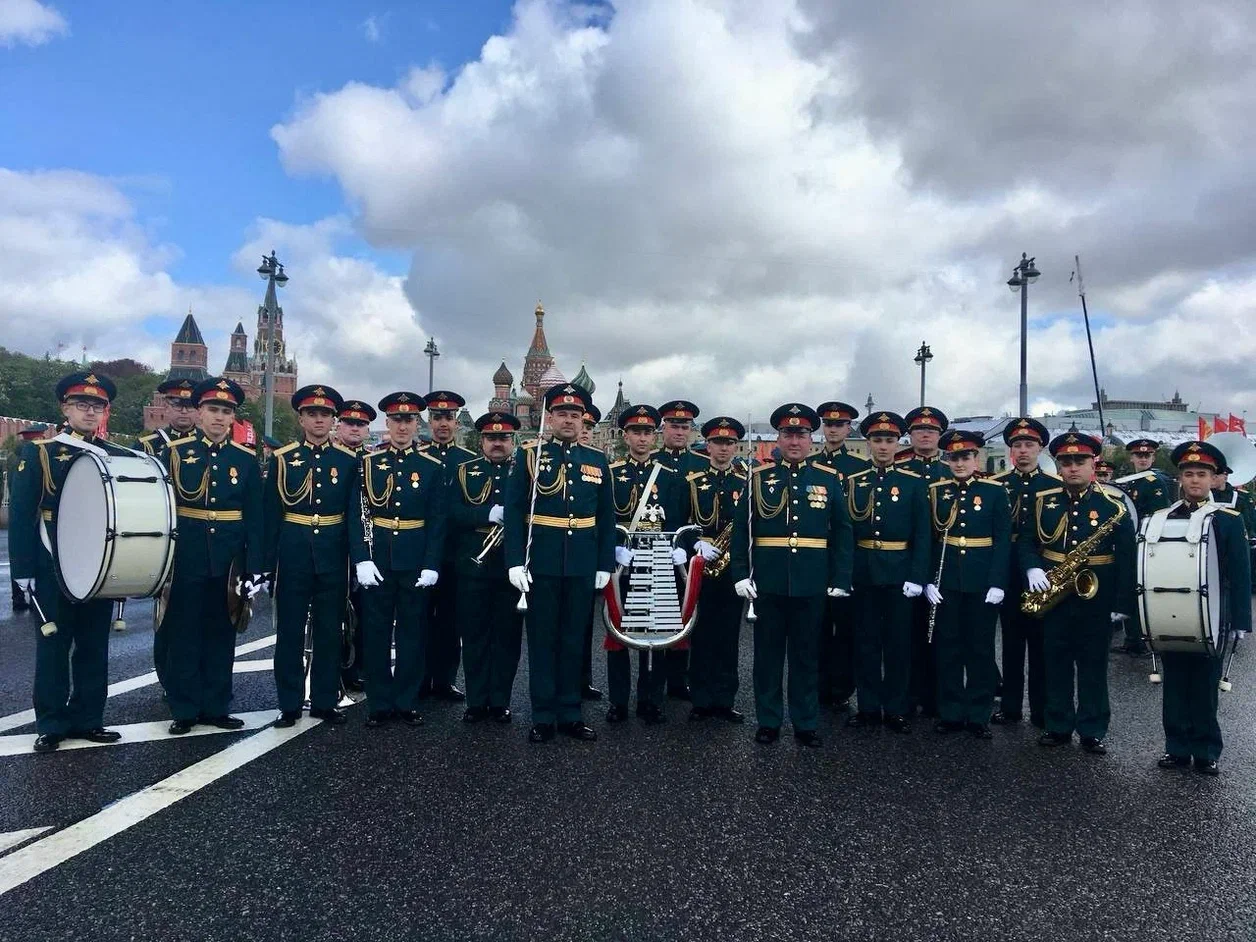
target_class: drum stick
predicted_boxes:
[1148,650,1161,685]
[1220,633,1238,693]
[112,599,127,632]
[29,594,57,637]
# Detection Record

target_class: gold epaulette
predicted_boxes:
[420,451,444,466]
[332,442,358,458]
[751,461,776,474]
[988,469,1011,481]
[928,478,952,489]
[685,469,705,481]
[273,441,299,456]
[1219,507,1241,516]
[139,431,161,442]
[609,459,625,469]
[846,467,872,480]
[1036,487,1063,499]
[811,463,838,476]
[894,468,922,479]
[230,440,255,456]
[168,434,197,447]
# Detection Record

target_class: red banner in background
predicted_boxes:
[1215,416,1229,434]
[232,419,256,446]
[1229,414,1246,435]
[1198,417,1210,440]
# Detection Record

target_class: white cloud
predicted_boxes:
[362,13,383,43]
[0,0,67,47]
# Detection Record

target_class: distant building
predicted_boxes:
[143,312,210,431]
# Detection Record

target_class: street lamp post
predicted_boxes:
[1007,252,1040,417]
[913,341,933,408]
[256,251,289,438]
[423,337,440,393]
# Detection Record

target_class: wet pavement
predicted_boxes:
[1,541,1254,941]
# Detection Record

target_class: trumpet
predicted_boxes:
[472,525,504,565]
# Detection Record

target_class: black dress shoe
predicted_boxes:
[933,720,964,734]
[68,727,122,744]
[310,708,347,725]
[794,729,822,748]
[668,685,692,702]
[605,705,629,723]
[967,723,994,740]
[273,710,302,728]
[463,707,489,723]
[884,715,912,734]
[200,715,245,730]
[754,726,780,744]
[558,721,597,742]
[1080,737,1107,755]
[491,707,512,723]
[1158,753,1190,769]
[1038,731,1071,747]
[688,706,711,722]
[582,685,604,701]
[33,733,62,753]
[528,723,556,743]
[712,706,744,724]
[989,711,1021,725]
[365,712,390,728]
[395,710,423,727]
[168,719,195,735]
[345,678,365,693]
[846,711,881,728]
[433,685,466,702]
[641,704,666,726]
[1194,758,1220,776]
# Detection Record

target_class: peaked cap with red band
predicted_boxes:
[1171,440,1224,470]
[425,390,465,412]
[339,400,377,424]
[157,378,197,401]
[658,399,700,422]
[475,411,521,433]
[378,391,426,416]
[859,411,907,438]
[939,429,984,453]
[1048,431,1102,459]
[583,404,602,426]
[770,402,820,432]
[904,406,949,433]
[701,416,746,441]
[619,404,661,431]
[193,377,245,408]
[1126,438,1161,455]
[290,384,344,413]
[1002,417,1048,446]
[544,383,593,412]
[817,401,859,423]
[56,371,117,404]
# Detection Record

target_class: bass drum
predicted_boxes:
[55,450,176,601]
[1137,507,1228,656]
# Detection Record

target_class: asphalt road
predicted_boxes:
[1,541,1254,941]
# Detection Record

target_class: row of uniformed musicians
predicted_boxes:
[10,370,1249,773]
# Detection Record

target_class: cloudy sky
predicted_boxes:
[3,0,1255,426]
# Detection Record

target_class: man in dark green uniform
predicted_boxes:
[924,430,1011,739]
[451,411,521,724]
[845,412,930,733]
[578,403,604,701]
[1156,441,1251,775]
[989,418,1057,728]
[419,390,476,702]
[730,403,853,747]
[506,383,615,743]
[1212,466,1256,536]
[811,401,868,710]
[652,399,706,700]
[1094,459,1115,484]
[335,399,376,692]
[604,405,689,725]
[265,384,361,727]
[8,371,130,753]
[1110,438,1173,657]
[350,392,446,728]
[161,378,265,734]
[1020,432,1136,754]
[686,417,748,724]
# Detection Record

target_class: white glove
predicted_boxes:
[594,571,611,590]
[17,577,35,594]
[734,578,757,600]
[508,566,532,595]
[415,569,439,588]
[671,547,688,566]
[488,504,505,525]
[614,546,634,568]
[925,584,943,605]
[355,561,383,589]
[1110,612,1127,623]
[244,574,267,599]
[984,587,1005,606]
[694,540,720,562]
[902,582,923,599]
[1026,568,1050,592]
[826,587,850,598]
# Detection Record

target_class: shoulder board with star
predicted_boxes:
[845,467,872,481]
[332,442,358,458]
[751,462,776,475]
[894,468,922,479]
[685,469,706,482]
[420,451,444,466]
[168,434,197,448]
[456,455,481,471]
[810,462,838,476]
[609,459,626,470]
[928,478,953,489]
[1036,487,1063,499]
[230,440,255,456]
[273,442,299,456]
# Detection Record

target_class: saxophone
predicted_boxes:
[1021,505,1125,617]
[703,521,735,578]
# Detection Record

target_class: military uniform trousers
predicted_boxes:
[1161,652,1222,762]
[909,598,937,714]
[1042,594,1111,739]
[583,599,596,690]
[526,575,592,726]
[932,591,998,726]
[153,610,171,691]
[458,575,522,711]
[362,569,428,714]
[424,565,462,691]
[752,593,825,732]
[30,557,112,736]
[853,586,912,717]
[817,595,856,704]
[1000,597,1045,724]
[688,576,742,711]
[342,585,365,687]
[274,564,348,713]
[161,573,237,722]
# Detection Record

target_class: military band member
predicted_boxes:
[1020,432,1135,754]
[336,398,377,691]
[924,430,1011,739]
[420,390,476,702]
[731,404,854,747]
[451,412,522,723]
[1108,438,1172,657]
[845,412,930,733]
[265,385,361,727]
[351,392,446,728]
[687,417,749,723]
[9,372,131,752]
[989,418,1057,728]
[811,401,869,709]
[579,403,604,701]
[1212,465,1256,536]
[506,384,615,743]
[652,399,706,700]
[1094,459,1115,484]
[1157,442,1251,775]
[604,405,689,725]
[161,378,265,734]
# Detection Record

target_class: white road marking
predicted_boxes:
[0,634,278,734]
[0,711,278,757]
[0,717,322,896]
[233,658,273,673]
[0,827,52,856]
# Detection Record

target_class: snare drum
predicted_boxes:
[1137,506,1228,656]
[54,450,176,602]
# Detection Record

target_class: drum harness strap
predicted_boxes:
[1143,500,1219,545]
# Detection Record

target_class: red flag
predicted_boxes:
[1229,414,1246,435]
[232,419,256,446]
[1215,416,1229,434]
[1199,417,1210,440]
[97,404,110,439]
